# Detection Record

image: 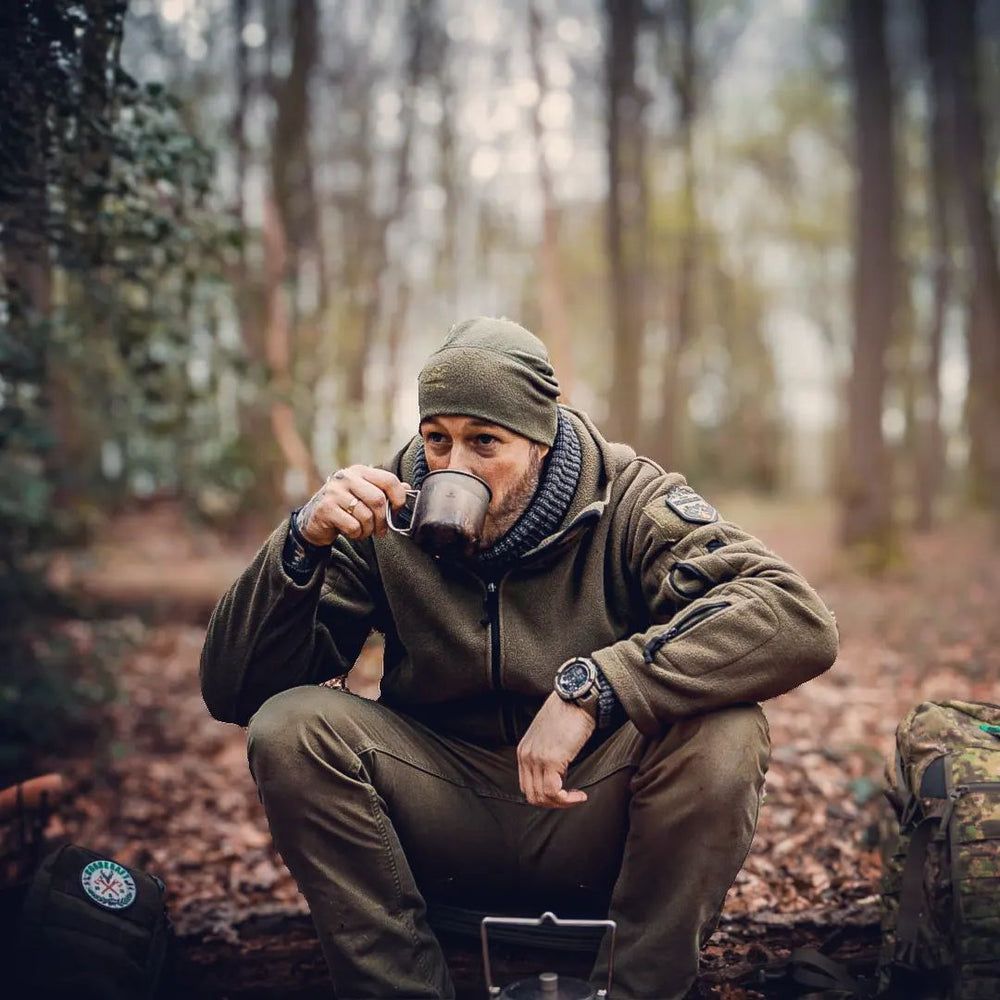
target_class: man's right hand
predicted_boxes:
[296,466,411,546]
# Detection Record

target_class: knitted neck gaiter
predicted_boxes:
[410,408,582,575]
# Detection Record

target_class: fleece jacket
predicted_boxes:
[200,407,839,744]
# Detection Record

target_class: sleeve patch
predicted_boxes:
[664,484,718,524]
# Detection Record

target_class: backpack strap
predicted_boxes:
[893,817,937,966]
[786,947,875,998]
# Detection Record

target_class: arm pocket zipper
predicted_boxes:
[643,601,731,664]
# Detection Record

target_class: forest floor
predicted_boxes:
[15,497,1000,998]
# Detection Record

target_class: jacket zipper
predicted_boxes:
[484,580,516,744]
[643,601,731,664]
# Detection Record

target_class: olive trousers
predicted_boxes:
[247,687,769,1000]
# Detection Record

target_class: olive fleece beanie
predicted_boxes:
[417,317,561,446]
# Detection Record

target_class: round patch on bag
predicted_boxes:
[80,858,137,910]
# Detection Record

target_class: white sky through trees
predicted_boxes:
[123,0,980,494]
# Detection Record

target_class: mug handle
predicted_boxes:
[386,489,420,535]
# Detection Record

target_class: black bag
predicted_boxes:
[15,843,171,999]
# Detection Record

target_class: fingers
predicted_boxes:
[322,501,365,540]
[338,477,392,537]
[538,765,587,808]
[518,752,536,805]
[530,765,587,809]
[319,466,411,541]
[550,787,588,808]
[352,466,411,510]
[517,752,588,810]
[516,693,594,809]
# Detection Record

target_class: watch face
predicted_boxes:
[557,660,592,697]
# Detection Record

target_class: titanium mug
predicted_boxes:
[386,469,492,557]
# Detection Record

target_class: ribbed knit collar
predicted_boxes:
[410,408,582,575]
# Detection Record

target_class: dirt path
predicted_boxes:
[44,500,1000,996]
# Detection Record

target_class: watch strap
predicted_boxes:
[282,509,331,583]
[593,667,626,732]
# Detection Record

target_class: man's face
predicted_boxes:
[420,415,549,548]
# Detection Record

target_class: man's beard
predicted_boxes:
[479,446,545,549]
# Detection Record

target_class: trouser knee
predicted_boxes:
[642,703,770,812]
[246,686,359,803]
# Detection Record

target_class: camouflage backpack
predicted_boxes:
[877,700,1000,999]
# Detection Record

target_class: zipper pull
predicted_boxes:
[643,627,677,664]
[481,581,497,626]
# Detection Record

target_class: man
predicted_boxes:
[201,317,838,999]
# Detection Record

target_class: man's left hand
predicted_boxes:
[517,692,595,808]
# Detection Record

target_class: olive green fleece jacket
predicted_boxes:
[201,408,838,743]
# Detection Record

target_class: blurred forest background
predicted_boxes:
[3,0,1000,772]
[2,1,999,992]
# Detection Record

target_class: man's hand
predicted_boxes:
[516,692,596,808]
[297,466,411,546]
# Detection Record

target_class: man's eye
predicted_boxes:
[475,434,498,446]
[425,432,447,445]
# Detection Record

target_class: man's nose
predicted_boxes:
[446,446,474,473]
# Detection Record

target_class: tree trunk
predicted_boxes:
[939,0,1000,520]
[0,0,52,324]
[840,0,897,562]
[231,0,250,286]
[430,13,458,309]
[657,0,699,471]
[915,0,952,532]
[334,80,377,467]
[528,0,575,401]
[271,0,321,291]
[262,196,322,495]
[336,3,433,464]
[605,0,646,443]
[262,0,325,497]
[379,2,433,450]
[54,0,127,508]
[228,0,284,513]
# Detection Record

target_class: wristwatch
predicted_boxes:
[554,657,600,717]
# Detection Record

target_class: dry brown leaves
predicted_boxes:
[25,507,1000,997]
